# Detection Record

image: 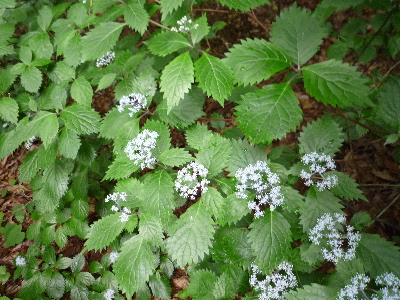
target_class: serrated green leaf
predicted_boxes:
[124,1,149,35]
[39,112,58,148]
[47,272,65,300]
[213,266,248,299]
[217,193,252,226]
[376,76,400,132]
[218,0,270,11]
[114,234,154,298]
[285,283,336,300]
[160,0,185,15]
[158,148,193,167]
[165,201,215,268]
[76,272,95,286]
[71,199,89,220]
[60,103,101,135]
[5,223,25,247]
[58,128,81,159]
[42,224,56,244]
[0,22,14,42]
[37,6,52,32]
[201,187,225,220]
[81,22,124,61]
[71,76,93,107]
[146,30,191,56]
[191,15,210,44]
[270,5,329,65]
[70,285,88,300]
[0,69,16,93]
[29,32,53,59]
[225,39,290,86]
[194,53,234,106]
[186,269,217,300]
[42,158,69,199]
[196,136,231,176]
[160,52,194,112]
[236,83,302,144]
[85,214,125,251]
[138,214,163,245]
[0,97,18,124]
[99,107,133,139]
[185,123,214,150]
[21,66,42,93]
[149,273,171,300]
[26,220,42,241]
[303,60,372,108]
[329,171,367,201]
[96,73,117,91]
[55,226,68,249]
[299,115,344,156]
[71,253,86,274]
[248,210,291,272]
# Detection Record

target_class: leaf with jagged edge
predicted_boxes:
[299,186,345,233]
[285,283,337,300]
[186,269,217,300]
[99,107,133,140]
[196,136,232,176]
[71,76,93,107]
[114,234,154,298]
[124,0,149,35]
[224,39,290,86]
[329,171,367,201]
[270,5,329,65]
[185,123,214,151]
[158,148,193,167]
[194,52,234,106]
[160,0,185,15]
[85,213,125,251]
[376,76,400,132]
[42,158,69,200]
[0,97,18,124]
[218,0,270,11]
[191,15,210,44]
[58,128,81,159]
[21,66,42,93]
[103,155,140,181]
[81,22,124,61]
[160,52,194,112]
[213,265,249,299]
[60,103,101,135]
[165,201,215,268]
[149,273,171,300]
[39,112,58,148]
[248,210,292,273]
[201,187,225,220]
[216,193,249,226]
[235,83,302,144]
[298,115,344,157]
[139,214,164,246]
[146,30,191,56]
[303,60,372,108]
[142,120,172,158]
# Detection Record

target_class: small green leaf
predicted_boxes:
[39,112,58,148]
[71,253,86,274]
[149,273,171,300]
[146,30,191,56]
[329,171,367,201]
[37,6,53,32]
[71,76,93,107]
[21,66,42,93]
[5,223,25,247]
[376,76,400,132]
[191,15,210,44]
[160,0,185,15]
[55,226,68,249]
[158,148,193,167]
[47,272,65,300]
[29,32,53,59]
[285,283,335,300]
[0,97,18,124]
[218,0,270,11]
[186,269,217,300]
[96,73,117,91]
[42,158,69,199]
[226,138,266,174]
[124,1,149,35]
[60,103,101,135]
[58,128,81,159]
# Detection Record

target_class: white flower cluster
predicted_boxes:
[104,288,115,300]
[25,136,37,149]
[109,251,118,263]
[96,51,115,67]
[250,262,297,300]
[15,256,26,266]
[175,161,210,200]
[105,192,131,222]
[118,93,147,117]
[300,152,338,191]
[235,161,284,218]
[309,213,361,263]
[171,16,199,33]
[337,273,400,300]
[124,130,158,170]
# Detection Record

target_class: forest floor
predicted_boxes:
[1,0,400,299]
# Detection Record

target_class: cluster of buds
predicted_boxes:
[309,213,361,263]
[175,161,210,200]
[25,136,37,150]
[235,161,284,218]
[171,16,199,33]
[15,255,26,266]
[124,129,158,170]
[96,51,115,67]
[105,192,131,222]
[300,152,338,191]
[118,93,147,117]
[250,262,297,300]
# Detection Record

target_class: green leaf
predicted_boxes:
[96,73,117,91]
[186,269,217,300]
[160,52,194,112]
[165,201,215,268]
[37,6,53,32]
[213,266,248,299]
[139,214,163,245]
[357,233,400,278]
[196,136,232,176]
[39,112,58,148]
[76,272,95,286]
[124,1,149,35]
[142,120,172,157]
[191,15,210,44]
[248,210,291,272]
[235,83,302,144]
[29,32,53,59]
[81,22,124,61]
[146,30,191,56]
[158,148,193,167]
[194,53,234,106]
[71,253,86,274]
[85,213,125,251]
[21,66,42,93]
[329,171,367,201]
[5,223,25,247]
[58,128,81,159]
[218,0,270,11]
[0,69,16,93]
[71,76,93,107]
[55,226,68,249]
[71,199,89,220]
[225,39,290,86]
[42,158,69,199]
[114,234,154,298]
[270,5,329,65]
[299,187,344,233]
[149,273,171,300]
[226,139,266,174]
[47,272,65,300]
[70,285,88,300]
[285,284,335,300]
[185,123,214,150]
[303,60,372,108]
[103,156,140,181]
[376,76,400,132]
[201,187,225,220]
[99,107,133,139]
[217,193,250,226]
[160,0,185,15]
[26,220,42,241]
[60,103,101,135]
[0,97,18,124]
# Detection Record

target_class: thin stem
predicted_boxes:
[192,8,240,14]
[382,60,400,81]
[248,9,269,33]
[367,193,400,228]
[148,19,171,30]
[208,118,232,121]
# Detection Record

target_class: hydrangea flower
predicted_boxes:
[15,255,26,266]
[235,161,284,218]
[118,93,147,117]
[104,288,115,300]
[96,51,115,67]
[175,161,210,200]
[171,16,199,33]
[300,151,338,191]
[309,213,361,263]
[124,130,159,170]
[105,192,131,222]
[250,261,297,300]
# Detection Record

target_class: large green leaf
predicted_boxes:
[165,201,215,268]
[226,139,266,174]
[218,0,270,11]
[160,52,194,112]
[99,107,133,139]
[38,112,58,148]
[81,22,124,61]
[285,284,336,300]
[302,60,372,108]
[248,210,292,273]
[376,76,400,132]
[224,39,290,86]
[71,76,93,107]
[60,104,101,135]
[194,52,234,106]
[21,66,42,93]
[0,97,18,124]
[158,148,193,167]
[114,234,154,298]
[146,30,191,56]
[58,128,81,159]
[42,158,69,200]
[160,0,185,15]
[186,269,217,300]
[235,83,302,144]
[270,5,329,65]
[37,6,53,32]
[124,1,149,35]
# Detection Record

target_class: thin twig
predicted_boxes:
[367,193,400,228]
[148,19,170,30]
[382,60,400,81]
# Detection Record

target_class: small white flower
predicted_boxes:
[124,130,159,170]
[175,161,210,200]
[96,51,115,67]
[105,192,127,203]
[109,251,118,263]
[15,256,26,266]
[171,16,198,33]
[300,152,338,191]
[337,273,370,300]
[105,192,131,222]
[104,288,115,300]
[3,122,9,128]
[235,161,284,218]
[373,273,400,300]
[118,93,147,117]
[25,136,37,150]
